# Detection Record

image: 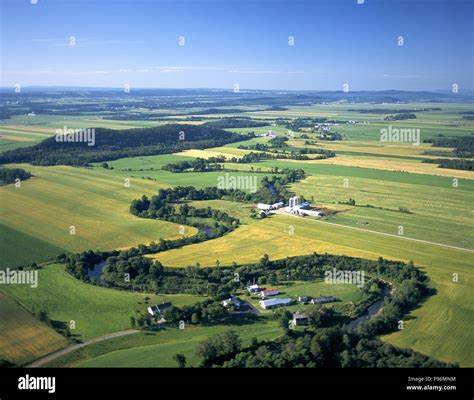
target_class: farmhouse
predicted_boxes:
[259,298,292,310]
[260,289,280,298]
[247,284,261,293]
[292,312,309,326]
[222,296,241,309]
[311,296,337,305]
[147,302,173,317]
[298,296,309,304]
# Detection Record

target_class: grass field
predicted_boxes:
[0,164,198,268]
[0,293,67,366]
[0,263,203,341]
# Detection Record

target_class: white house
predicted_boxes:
[259,298,292,310]
[257,203,272,211]
[147,302,173,317]
[222,296,241,309]
[247,284,261,293]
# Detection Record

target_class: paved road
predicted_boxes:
[240,299,261,315]
[27,329,139,368]
[274,210,474,253]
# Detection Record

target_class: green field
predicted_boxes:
[0,263,203,342]
[50,320,281,368]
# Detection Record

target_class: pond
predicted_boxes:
[87,261,108,286]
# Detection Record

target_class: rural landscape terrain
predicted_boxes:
[0,0,473,380]
[0,88,472,369]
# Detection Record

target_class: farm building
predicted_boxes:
[257,203,272,211]
[147,302,173,317]
[292,312,309,326]
[257,202,284,211]
[222,296,241,309]
[247,284,261,293]
[260,289,280,298]
[298,296,310,304]
[299,209,324,217]
[311,296,337,304]
[287,196,324,217]
[259,298,292,310]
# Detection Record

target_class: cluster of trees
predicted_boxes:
[198,325,454,368]
[319,131,343,141]
[421,136,474,170]
[36,310,76,341]
[161,157,225,173]
[238,142,335,160]
[163,299,229,325]
[423,135,474,157]
[423,158,474,171]
[383,113,417,121]
[276,117,328,132]
[0,124,247,166]
[0,167,31,185]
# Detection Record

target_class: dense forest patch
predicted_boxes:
[0,124,247,166]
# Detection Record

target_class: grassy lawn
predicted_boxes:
[244,279,365,315]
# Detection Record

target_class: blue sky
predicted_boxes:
[1,0,473,90]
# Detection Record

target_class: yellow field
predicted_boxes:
[0,293,67,365]
[175,147,253,159]
[288,139,449,158]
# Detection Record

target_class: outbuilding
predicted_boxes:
[259,298,292,310]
